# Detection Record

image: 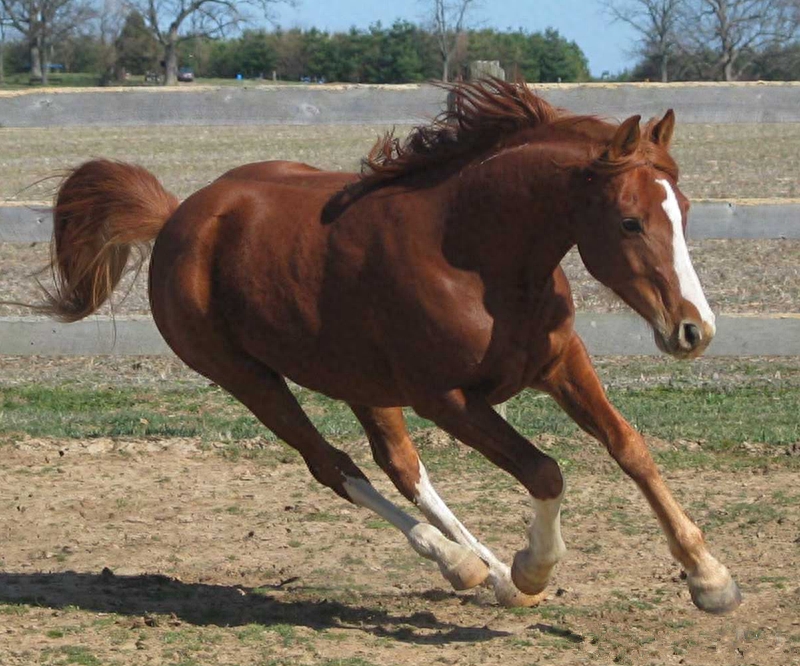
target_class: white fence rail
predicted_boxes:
[1,314,799,358]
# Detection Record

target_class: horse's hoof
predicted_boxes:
[510,550,549,596]
[440,550,490,591]
[493,574,547,608]
[689,574,742,614]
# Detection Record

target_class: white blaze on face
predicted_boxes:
[655,179,716,333]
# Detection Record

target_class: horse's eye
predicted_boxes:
[622,218,643,233]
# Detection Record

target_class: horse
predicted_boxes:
[35,79,740,613]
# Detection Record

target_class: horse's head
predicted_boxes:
[573,111,714,359]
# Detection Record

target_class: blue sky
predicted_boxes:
[272,0,638,77]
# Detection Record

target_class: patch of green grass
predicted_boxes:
[0,72,104,88]
[771,490,800,506]
[758,575,789,589]
[507,385,800,449]
[703,499,784,531]
[236,624,267,642]
[364,518,392,529]
[266,623,300,647]
[304,510,347,523]
[1,382,798,473]
[0,603,29,615]
[49,646,101,665]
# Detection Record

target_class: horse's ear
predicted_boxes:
[608,115,641,159]
[650,109,675,149]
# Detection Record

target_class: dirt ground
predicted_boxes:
[0,433,798,666]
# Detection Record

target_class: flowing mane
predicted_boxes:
[361,78,678,186]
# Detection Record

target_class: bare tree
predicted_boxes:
[131,0,290,85]
[1,0,95,83]
[97,0,127,82]
[602,0,685,81]
[430,0,479,82]
[682,0,799,80]
[0,7,9,83]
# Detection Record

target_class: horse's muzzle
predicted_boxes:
[654,319,714,359]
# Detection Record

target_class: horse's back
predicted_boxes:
[217,160,359,190]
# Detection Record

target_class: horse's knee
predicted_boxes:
[305,448,368,500]
[519,455,563,500]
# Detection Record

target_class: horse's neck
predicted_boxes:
[443,150,576,286]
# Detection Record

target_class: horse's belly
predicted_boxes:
[238,310,491,407]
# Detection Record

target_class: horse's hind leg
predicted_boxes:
[181,350,487,592]
[351,404,543,608]
[409,390,568,599]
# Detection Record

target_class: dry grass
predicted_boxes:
[3,239,799,317]
[0,123,799,202]
[672,123,800,199]
[0,125,392,202]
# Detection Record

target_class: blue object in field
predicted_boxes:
[236,74,243,80]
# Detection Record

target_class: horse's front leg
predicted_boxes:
[536,333,741,614]
[413,389,568,601]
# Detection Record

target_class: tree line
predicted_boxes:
[0,11,592,84]
[0,0,798,85]
[605,0,800,82]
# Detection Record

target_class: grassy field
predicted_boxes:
[0,73,279,89]
[1,355,799,466]
[0,381,799,456]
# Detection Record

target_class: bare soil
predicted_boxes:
[0,435,797,666]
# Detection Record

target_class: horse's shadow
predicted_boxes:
[0,570,510,644]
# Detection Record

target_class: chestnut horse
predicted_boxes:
[38,80,740,613]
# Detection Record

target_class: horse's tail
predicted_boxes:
[37,159,179,322]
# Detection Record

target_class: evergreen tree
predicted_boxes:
[115,11,160,76]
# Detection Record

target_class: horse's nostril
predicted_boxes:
[682,322,702,348]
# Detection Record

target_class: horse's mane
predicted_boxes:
[320,78,677,224]
[360,78,678,186]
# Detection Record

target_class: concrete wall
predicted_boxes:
[1,82,799,128]
[2,314,798,357]
[3,201,797,243]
